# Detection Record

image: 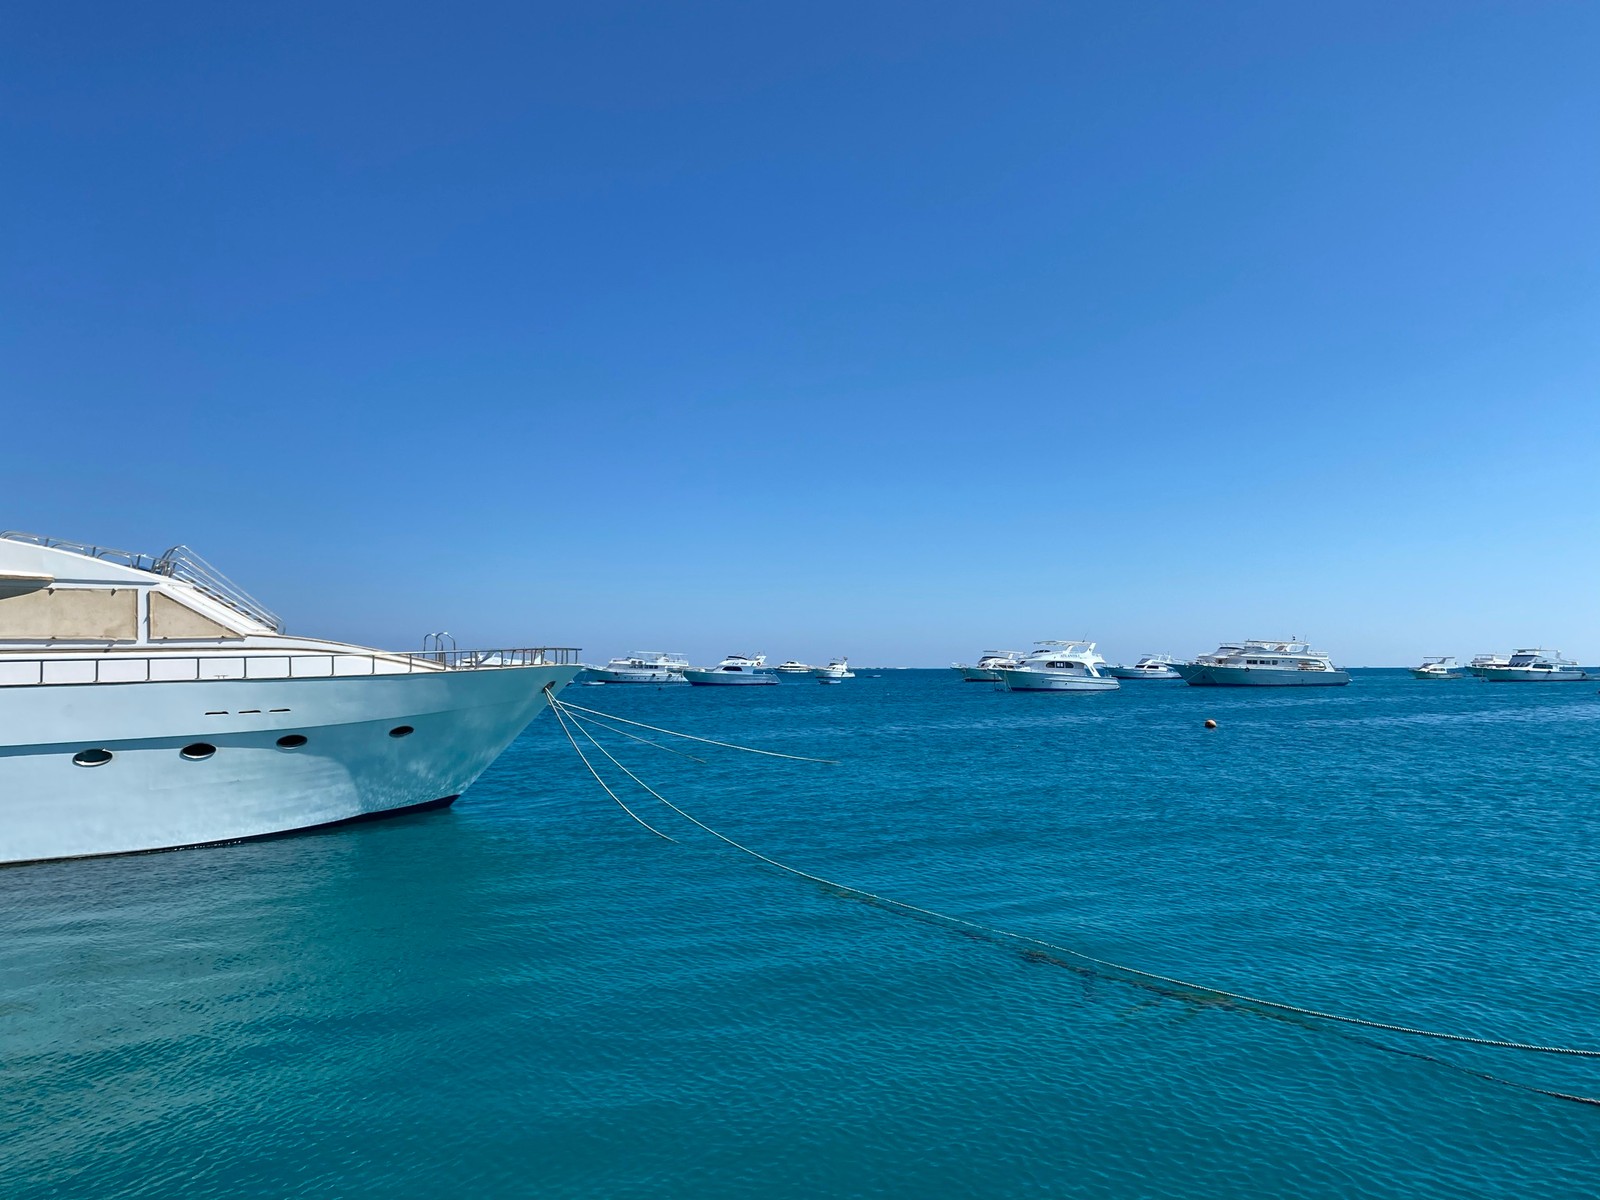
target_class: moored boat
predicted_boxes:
[1479,649,1587,683]
[1108,654,1182,681]
[0,531,582,865]
[1176,640,1350,687]
[1466,653,1509,677]
[812,657,854,683]
[682,654,778,685]
[1411,656,1463,680]
[774,660,812,674]
[951,650,1025,682]
[996,641,1119,692]
[585,650,688,683]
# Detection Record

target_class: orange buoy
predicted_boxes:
[1204,719,1218,729]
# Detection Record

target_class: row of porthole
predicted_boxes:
[71,725,416,767]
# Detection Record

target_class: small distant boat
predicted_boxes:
[1479,649,1588,683]
[585,651,688,684]
[1108,654,1182,681]
[996,641,1119,692]
[1466,653,1509,678]
[682,654,778,686]
[1411,656,1463,680]
[1176,640,1350,687]
[812,657,854,683]
[951,650,1025,683]
[774,660,812,674]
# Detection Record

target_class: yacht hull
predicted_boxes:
[1479,668,1588,682]
[0,664,578,865]
[953,667,1003,682]
[1108,667,1182,681]
[1411,670,1463,680]
[1179,665,1350,687]
[997,670,1120,692]
[682,670,776,685]
[583,668,683,683]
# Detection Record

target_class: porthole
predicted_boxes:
[388,725,415,738]
[276,734,308,749]
[72,748,113,767]
[180,742,217,761]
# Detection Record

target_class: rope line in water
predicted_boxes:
[547,697,677,842]
[548,697,1600,1069]
[554,699,840,764]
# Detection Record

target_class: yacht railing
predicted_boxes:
[0,647,583,687]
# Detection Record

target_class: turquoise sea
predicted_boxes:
[4,669,1599,1197]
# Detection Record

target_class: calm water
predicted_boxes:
[4,670,1600,1197]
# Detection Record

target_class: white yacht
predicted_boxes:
[1411,656,1464,680]
[585,651,688,684]
[0,532,582,866]
[996,641,1119,692]
[812,657,855,683]
[1479,649,1588,683]
[1467,653,1510,677]
[774,660,812,674]
[1108,654,1182,681]
[951,650,1026,683]
[1176,640,1350,687]
[682,654,777,685]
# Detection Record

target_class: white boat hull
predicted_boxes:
[1411,669,1463,680]
[953,666,1003,682]
[0,664,577,865]
[1108,666,1182,680]
[584,667,684,683]
[1479,667,1588,682]
[1178,664,1350,687]
[682,669,776,685]
[996,669,1120,692]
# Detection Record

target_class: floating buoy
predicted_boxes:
[1204,719,1218,729]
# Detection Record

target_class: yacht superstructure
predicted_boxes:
[586,651,688,684]
[951,650,1026,683]
[1411,656,1463,679]
[682,654,777,685]
[812,657,855,683]
[995,641,1119,692]
[1176,640,1350,687]
[0,532,581,865]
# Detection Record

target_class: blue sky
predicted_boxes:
[4,1,1597,665]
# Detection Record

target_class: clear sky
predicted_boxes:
[4,2,1597,666]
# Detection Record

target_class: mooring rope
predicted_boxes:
[547,697,677,842]
[553,699,839,764]
[548,697,1600,1075]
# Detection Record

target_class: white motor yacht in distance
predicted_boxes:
[1176,640,1350,687]
[1467,653,1509,677]
[1479,649,1588,682]
[951,650,1026,682]
[1411,656,1464,680]
[813,657,855,683]
[774,660,812,674]
[585,651,688,684]
[1108,654,1182,681]
[0,532,582,866]
[682,654,777,685]
[996,641,1120,692]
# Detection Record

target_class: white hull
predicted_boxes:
[996,669,1120,692]
[1108,666,1182,680]
[1411,669,1463,680]
[682,669,776,685]
[0,664,577,865]
[584,667,684,683]
[1479,667,1588,683]
[954,666,1003,682]
[1179,664,1350,687]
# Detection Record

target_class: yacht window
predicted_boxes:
[180,742,217,760]
[72,748,113,767]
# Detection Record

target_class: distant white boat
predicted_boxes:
[585,651,688,684]
[1466,653,1509,677]
[1411,656,1463,680]
[1479,649,1587,683]
[951,650,1025,683]
[1176,640,1350,687]
[996,641,1119,692]
[683,654,778,686]
[774,660,812,674]
[812,657,855,683]
[1108,654,1182,681]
